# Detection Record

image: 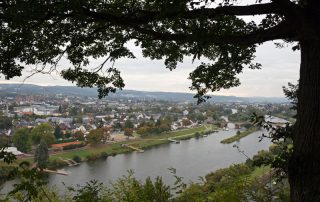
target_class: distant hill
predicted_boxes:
[0,83,288,103]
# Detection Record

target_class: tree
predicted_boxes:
[124,128,133,137]
[2,0,320,200]
[124,119,134,129]
[87,128,104,144]
[12,127,31,153]
[30,123,55,146]
[0,116,12,130]
[182,119,192,126]
[34,139,49,169]
[0,135,10,148]
[74,130,85,141]
[54,125,63,140]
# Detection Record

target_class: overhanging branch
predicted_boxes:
[81,3,282,25]
[131,22,296,46]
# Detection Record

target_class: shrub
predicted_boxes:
[100,152,108,160]
[62,142,85,150]
[251,150,274,167]
[48,159,68,169]
[86,153,100,162]
[72,155,82,163]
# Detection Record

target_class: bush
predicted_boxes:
[251,150,274,167]
[72,155,82,163]
[62,142,85,150]
[86,153,100,162]
[100,152,108,160]
[0,166,15,184]
[48,159,68,169]
[241,123,253,129]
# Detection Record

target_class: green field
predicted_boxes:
[220,127,259,144]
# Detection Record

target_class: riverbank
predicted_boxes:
[50,125,216,161]
[6,124,217,169]
[220,127,259,144]
[2,127,273,198]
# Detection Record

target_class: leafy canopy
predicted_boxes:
[30,123,55,145]
[1,0,302,101]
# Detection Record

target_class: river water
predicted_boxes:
[47,128,271,190]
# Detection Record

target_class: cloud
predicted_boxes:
[0,42,300,97]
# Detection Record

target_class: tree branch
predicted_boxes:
[131,22,296,46]
[81,3,282,25]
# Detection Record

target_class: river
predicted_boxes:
[46,128,271,191]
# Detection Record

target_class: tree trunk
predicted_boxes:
[289,39,320,201]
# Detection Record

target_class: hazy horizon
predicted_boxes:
[0,41,300,98]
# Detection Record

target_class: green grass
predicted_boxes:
[151,125,207,139]
[220,127,259,144]
[49,142,132,161]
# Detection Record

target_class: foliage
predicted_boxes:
[0,166,15,187]
[62,142,85,151]
[30,123,55,146]
[0,153,49,202]
[12,127,31,153]
[124,128,133,137]
[0,147,17,180]
[175,183,207,202]
[124,119,134,129]
[182,119,192,126]
[0,116,12,130]
[204,164,252,192]
[282,82,298,111]
[241,122,253,129]
[73,155,82,163]
[2,1,320,197]
[34,139,49,168]
[251,150,274,167]
[7,163,49,202]
[47,158,68,169]
[136,118,171,136]
[100,152,108,160]
[0,135,10,148]
[107,171,171,202]
[64,171,171,202]
[252,82,297,179]
[74,130,85,141]
[69,180,105,202]
[54,125,63,140]
[87,128,106,145]
[176,164,254,202]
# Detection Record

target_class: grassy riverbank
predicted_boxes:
[220,127,259,144]
[0,125,217,169]
[46,125,216,165]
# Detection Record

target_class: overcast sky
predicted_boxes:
[0,0,301,97]
[0,40,300,97]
